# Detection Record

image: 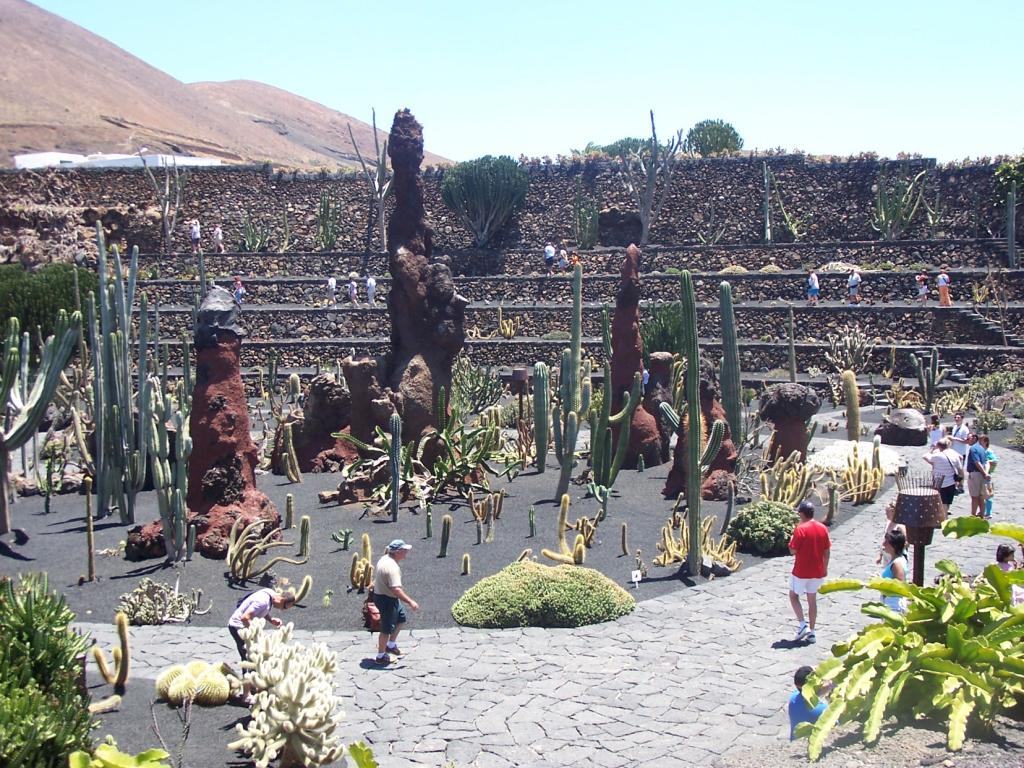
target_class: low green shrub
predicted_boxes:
[640,300,683,360]
[0,264,96,347]
[451,561,635,628]
[663,267,682,275]
[0,574,94,766]
[1009,424,1024,450]
[541,330,570,341]
[973,410,1008,432]
[759,263,782,273]
[719,264,748,274]
[726,500,798,556]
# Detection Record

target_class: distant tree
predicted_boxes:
[683,119,744,157]
[441,156,529,247]
[137,149,188,254]
[615,110,683,246]
[347,108,393,253]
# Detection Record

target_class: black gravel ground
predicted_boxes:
[0,433,888,635]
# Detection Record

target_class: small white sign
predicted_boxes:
[630,570,643,588]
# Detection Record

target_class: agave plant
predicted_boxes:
[336,426,432,510]
[800,545,1024,760]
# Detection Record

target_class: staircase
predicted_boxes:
[955,306,1024,348]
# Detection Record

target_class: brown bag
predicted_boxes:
[362,588,381,633]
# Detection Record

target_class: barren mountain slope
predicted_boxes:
[0,0,448,167]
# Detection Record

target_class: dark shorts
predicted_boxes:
[938,484,956,506]
[229,625,246,660]
[808,288,820,298]
[373,593,406,634]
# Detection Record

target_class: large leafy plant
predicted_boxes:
[799,546,1024,760]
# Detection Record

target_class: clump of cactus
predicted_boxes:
[156,660,236,707]
[349,553,373,593]
[116,576,211,625]
[92,611,131,695]
[540,494,587,566]
[229,619,346,767]
[533,362,550,472]
[760,449,819,506]
[227,516,310,584]
[590,310,642,489]
[912,347,947,414]
[330,528,354,550]
[841,369,860,441]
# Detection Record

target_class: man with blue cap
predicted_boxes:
[373,539,419,665]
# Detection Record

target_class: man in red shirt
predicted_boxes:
[788,500,831,644]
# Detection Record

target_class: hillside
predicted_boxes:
[0,0,448,168]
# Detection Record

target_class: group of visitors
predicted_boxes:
[327,273,376,307]
[804,265,956,305]
[187,218,225,254]
[543,241,580,274]
[924,413,997,518]
[227,539,419,680]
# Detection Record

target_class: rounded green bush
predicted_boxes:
[726,500,799,557]
[451,561,635,628]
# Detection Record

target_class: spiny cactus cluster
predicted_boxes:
[155,660,235,707]
[229,619,346,768]
[227,515,310,584]
[116,577,211,625]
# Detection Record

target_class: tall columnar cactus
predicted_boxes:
[718,282,742,442]
[1008,181,1017,268]
[589,308,642,489]
[532,362,550,472]
[912,347,947,414]
[389,412,401,522]
[680,271,705,576]
[552,265,591,499]
[763,161,773,243]
[841,369,860,441]
[786,306,798,383]
[146,378,192,562]
[90,224,150,523]
[0,311,78,538]
[439,514,453,558]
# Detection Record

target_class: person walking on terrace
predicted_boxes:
[366,274,377,307]
[937,266,953,306]
[543,241,556,274]
[846,268,862,304]
[348,272,359,306]
[232,275,246,305]
[189,218,201,255]
[806,268,820,305]
[212,224,225,254]
[965,432,991,519]
[788,500,830,644]
[372,539,419,666]
[915,272,929,303]
[327,275,337,307]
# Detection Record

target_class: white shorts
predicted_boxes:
[790,575,824,595]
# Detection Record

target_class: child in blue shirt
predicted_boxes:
[789,665,827,739]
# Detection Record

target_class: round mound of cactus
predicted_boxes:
[155,660,234,707]
[451,561,635,628]
[726,500,799,557]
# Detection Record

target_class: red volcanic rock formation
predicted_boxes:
[186,288,279,558]
[610,244,661,469]
[271,373,357,473]
[662,357,739,501]
[344,109,466,443]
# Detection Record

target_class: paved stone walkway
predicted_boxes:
[81,437,1024,767]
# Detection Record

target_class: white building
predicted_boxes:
[13,152,222,170]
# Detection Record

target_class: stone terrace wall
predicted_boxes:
[1,156,1015,265]
[133,240,1008,280]
[149,305,1000,350]
[137,268,1024,307]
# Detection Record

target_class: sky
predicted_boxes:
[29,0,1024,163]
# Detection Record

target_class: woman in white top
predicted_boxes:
[923,436,963,515]
[928,415,945,448]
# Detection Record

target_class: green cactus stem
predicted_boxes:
[637,455,645,473]
[842,370,860,441]
[282,423,302,484]
[285,494,295,529]
[0,310,78,537]
[425,507,433,539]
[92,611,131,695]
[555,411,579,500]
[389,412,402,522]
[330,528,354,550]
[719,481,735,536]
[439,514,453,558]
[680,270,704,576]
[719,282,743,440]
[532,363,550,472]
[786,306,797,383]
[83,476,96,583]
[621,521,629,557]
[825,481,838,526]
[186,523,196,560]
[461,553,471,576]
[528,505,536,538]
[912,347,947,414]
